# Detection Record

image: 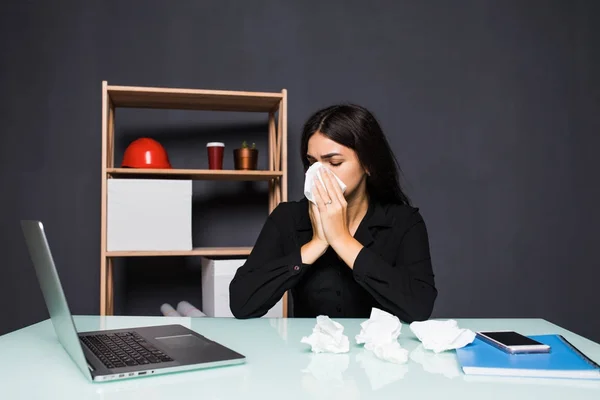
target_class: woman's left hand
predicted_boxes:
[312,168,350,247]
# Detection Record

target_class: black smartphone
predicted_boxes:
[476,331,551,354]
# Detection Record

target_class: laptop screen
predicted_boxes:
[21,220,91,380]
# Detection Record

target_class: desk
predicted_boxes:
[2,316,600,399]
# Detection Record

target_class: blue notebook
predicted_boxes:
[456,334,600,380]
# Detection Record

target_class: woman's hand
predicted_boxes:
[301,199,329,264]
[312,168,364,269]
[312,168,351,247]
[309,200,328,247]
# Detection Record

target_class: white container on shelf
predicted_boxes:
[201,257,284,318]
[107,179,192,251]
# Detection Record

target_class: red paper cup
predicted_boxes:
[207,142,225,170]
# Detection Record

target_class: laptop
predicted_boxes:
[20,220,246,382]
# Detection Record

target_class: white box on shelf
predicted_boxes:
[201,257,284,318]
[107,179,192,251]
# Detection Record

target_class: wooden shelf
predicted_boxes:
[107,168,283,181]
[106,247,252,257]
[107,84,283,112]
[100,81,288,317]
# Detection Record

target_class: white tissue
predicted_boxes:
[304,161,347,204]
[409,319,476,353]
[355,308,408,364]
[301,316,350,353]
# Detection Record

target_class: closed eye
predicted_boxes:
[306,156,342,167]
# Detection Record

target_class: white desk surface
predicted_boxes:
[2,316,600,399]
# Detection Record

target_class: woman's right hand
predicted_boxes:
[300,201,329,264]
[309,201,328,247]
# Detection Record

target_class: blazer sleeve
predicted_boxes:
[229,203,310,319]
[352,210,438,323]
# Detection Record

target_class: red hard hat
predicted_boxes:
[121,138,172,169]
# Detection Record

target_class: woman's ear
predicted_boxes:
[362,163,371,177]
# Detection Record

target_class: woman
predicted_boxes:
[229,104,437,323]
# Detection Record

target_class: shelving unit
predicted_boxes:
[107,168,284,181]
[100,81,288,317]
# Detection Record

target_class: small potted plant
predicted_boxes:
[234,141,258,170]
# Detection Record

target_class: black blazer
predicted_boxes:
[229,197,438,323]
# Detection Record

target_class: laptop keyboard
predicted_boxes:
[80,332,173,369]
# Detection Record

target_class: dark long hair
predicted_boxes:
[300,104,411,206]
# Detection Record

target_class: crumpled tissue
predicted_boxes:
[304,161,347,204]
[355,308,408,364]
[409,319,476,353]
[301,315,349,353]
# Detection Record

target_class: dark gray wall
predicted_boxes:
[2,1,599,342]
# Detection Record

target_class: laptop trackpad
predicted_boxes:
[156,334,209,350]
